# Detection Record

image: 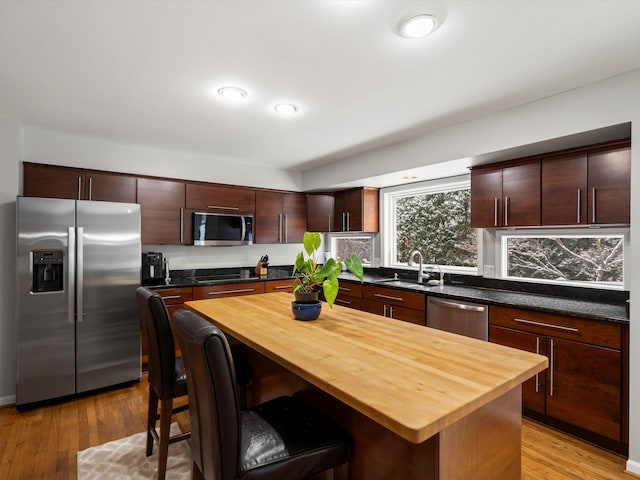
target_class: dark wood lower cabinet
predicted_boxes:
[489,305,627,454]
[546,338,621,442]
[489,325,546,415]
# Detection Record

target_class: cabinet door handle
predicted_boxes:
[513,317,579,333]
[207,288,256,296]
[77,176,82,200]
[207,205,240,211]
[504,196,509,226]
[284,214,288,243]
[577,189,581,223]
[180,208,184,244]
[383,304,387,317]
[389,306,394,318]
[161,295,181,300]
[535,336,540,393]
[273,285,292,290]
[339,286,352,292]
[429,297,486,312]
[278,214,283,243]
[88,177,93,200]
[494,197,499,227]
[592,187,596,223]
[342,212,346,231]
[374,293,404,302]
[336,299,351,305]
[346,212,351,231]
[550,338,555,397]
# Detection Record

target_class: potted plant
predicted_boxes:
[292,231,364,314]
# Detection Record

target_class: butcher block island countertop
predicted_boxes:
[186,292,548,479]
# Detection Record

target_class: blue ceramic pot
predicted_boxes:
[291,300,322,321]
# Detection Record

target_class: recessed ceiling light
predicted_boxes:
[217,86,247,101]
[400,14,439,38]
[403,175,418,180]
[274,103,299,115]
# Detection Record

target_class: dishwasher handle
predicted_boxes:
[428,297,486,313]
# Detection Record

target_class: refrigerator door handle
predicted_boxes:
[76,227,84,323]
[68,227,76,324]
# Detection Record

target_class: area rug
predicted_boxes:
[77,423,191,479]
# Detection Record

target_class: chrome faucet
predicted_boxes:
[408,250,428,284]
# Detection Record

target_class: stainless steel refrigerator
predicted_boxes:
[16,196,142,406]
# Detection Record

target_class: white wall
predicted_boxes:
[303,68,640,471]
[0,114,20,405]
[22,125,303,192]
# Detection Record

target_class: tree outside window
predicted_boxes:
[504,235,624,287]
[394,188,477,267]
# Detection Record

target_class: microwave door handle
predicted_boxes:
[241,217,246,242]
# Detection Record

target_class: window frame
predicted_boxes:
[495,227,629,290]
[380,174,480,274]
[326,232,377,267]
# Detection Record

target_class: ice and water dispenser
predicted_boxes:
[32,250,64,293]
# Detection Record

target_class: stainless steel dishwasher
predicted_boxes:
[426,297,488,340]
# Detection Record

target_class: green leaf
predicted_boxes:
[303,231,321,257]
[293,252,305,272]
[322,277,339,308]
[345,255,364,282]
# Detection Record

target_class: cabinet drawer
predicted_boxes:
[490,305,621,349]
[265,279,295,293]
[193,282,265,300]
[152,287,193,305]
[362,285,425,310]
[338,281,362,298]
[186,183,255,213]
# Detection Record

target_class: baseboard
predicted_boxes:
[0,394,16,406]
[626,459,640,476]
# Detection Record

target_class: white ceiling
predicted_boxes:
[1,0,639,179]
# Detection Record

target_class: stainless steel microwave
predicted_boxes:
[192,212,253,246]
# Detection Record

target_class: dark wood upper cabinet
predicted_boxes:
[471,160,540,228]
[137,178,185,244]
[255,191,307,244]
[541,142,630,226]
[306,194,335,233]
[587,144,631,225]
[541,152,588,225]
[185,183,255,214]
[470,167,504,228]
[24,163,136,203]
[502,160,541,227]
[472,139,630,229]
[333,187,379,232]
[85,171,137,203]
[24,163,86,200]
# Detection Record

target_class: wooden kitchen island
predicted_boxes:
[185,292,547,480]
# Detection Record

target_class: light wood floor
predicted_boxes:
[0,375,636,479]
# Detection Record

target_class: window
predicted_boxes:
[382,176,478,272]
[500,230,626,289]
[329,235,374,266]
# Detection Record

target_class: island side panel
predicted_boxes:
[437,386,522,480]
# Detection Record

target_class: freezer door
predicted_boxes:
[76,201,141,393]
[16,197,76,406]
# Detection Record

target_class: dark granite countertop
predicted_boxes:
[144,265,629,325]
[339,272,629,325]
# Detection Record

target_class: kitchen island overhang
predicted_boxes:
[185,292,547,479]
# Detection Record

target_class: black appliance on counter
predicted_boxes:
[142,252,164,285]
